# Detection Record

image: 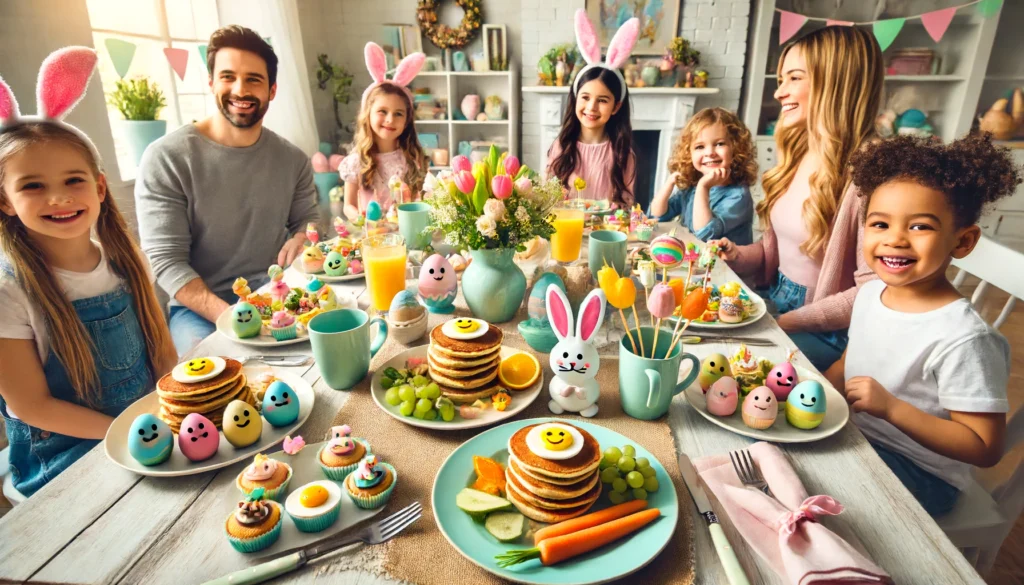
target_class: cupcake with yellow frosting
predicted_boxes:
[225,488,283,553]
[284,480,342,532]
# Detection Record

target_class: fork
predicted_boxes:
[202,501,422,585]
[730,449,774,498]
[231,355,312,367]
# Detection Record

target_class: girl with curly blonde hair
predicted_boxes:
[650,107,757,244]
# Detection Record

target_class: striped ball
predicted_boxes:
[650,235,685,268]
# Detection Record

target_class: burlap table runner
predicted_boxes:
[329,295,695,584]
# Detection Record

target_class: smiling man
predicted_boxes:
[136,26,319,354]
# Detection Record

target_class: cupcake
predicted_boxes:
[718,297,744,324]
[237,454,293,500]
[634,223,653,242]
[345,455,397,509]
[225,488,283,553]
[269,310,297,341]
[284,480,342,532]
[319,424,371,480]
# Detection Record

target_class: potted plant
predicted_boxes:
[315,54,355,149]
[425,146,563,322]
[665,37,701,87]
[537,44,582,86]
[107,77,167,166]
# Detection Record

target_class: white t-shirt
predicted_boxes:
[845,279,1010,490]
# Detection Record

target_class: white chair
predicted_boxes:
[938,235,1024,574]
[0,445,26,506]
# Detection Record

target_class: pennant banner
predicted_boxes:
[104,38,137,78]
[163,47,189,81]
[977,0,1004,17]
[872,18,906,51]
[779,10,808,44]
[826,19,853,27]
[198,44,208,66]
[921,7,958,43]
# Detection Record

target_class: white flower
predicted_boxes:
[476,215,497,238]
[515,205,530,223]
[483,199,506,222]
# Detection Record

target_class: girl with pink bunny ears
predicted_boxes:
[547,9,639,210]
[340,43,429,220]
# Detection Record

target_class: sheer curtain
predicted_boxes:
[218,0,319,155]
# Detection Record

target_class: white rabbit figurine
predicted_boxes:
[545,285,606,417]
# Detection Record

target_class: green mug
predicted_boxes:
[588,229,627,281]
[308,309,387,390]
[398,202,432,250]
[619,326,700,420]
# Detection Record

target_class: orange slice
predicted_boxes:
[498,352,540,391]
[472,456,506,496]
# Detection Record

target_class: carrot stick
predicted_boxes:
[533,500,648,545]
[496,508,661,567]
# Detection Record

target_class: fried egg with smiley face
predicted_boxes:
[441,317,488,340]
[171,356,227,383]
[524,422,585,460]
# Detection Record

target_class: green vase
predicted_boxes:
[462,248,526,323]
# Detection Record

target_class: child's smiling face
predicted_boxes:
[575,79,619,131]
[689,123,734,175]
[369,93,408,142]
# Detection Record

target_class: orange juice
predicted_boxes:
[363,234,408,311]
[550,205,585,263]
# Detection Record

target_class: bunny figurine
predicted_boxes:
[545,285,607,417]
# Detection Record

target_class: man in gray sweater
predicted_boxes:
[136,26,319,354]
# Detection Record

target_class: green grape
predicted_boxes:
[415,385,427,399]
[632,488,648,500]
[617,456,636,473]
[412,408,426,420]
[397,385,416,403]
[599,459,612,470]
[423,408,438,420]
[608,491,626,505]
[384,387,401,406]
[639,466,657,478]
[600,467,619,484]
[424,383,441,400]
[635,457,650,469]
[380,377,395,390]
[626,471,644,489]
[603,447,622,465]
[412,374,429,387]
[643,477,660,492]
[415,398,433,413]
[622,445,636,458]
[398,400,415,416]
[439,405,455,422]
[612,478,628,493]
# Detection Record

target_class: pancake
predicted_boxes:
[156,373,246,405]
[507,454,589,486]
[507,423,602,480]
[427,354,501,378]
[159,376,248,415]
[427,346,501,369]
[505,467,601,510]
[159,387,256,432]
[429,324,503,358]
[507,458,600,499]
[156,358,244,397]
[428,363,498,390]
[437,381,503,404]
[505,482,596,523]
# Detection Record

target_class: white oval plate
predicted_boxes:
[289,254,365,283]
[683,365,849,443]
[104,370,315,476]
[216,308,310,347]
[370,345,543,430]
[672,287,768,331]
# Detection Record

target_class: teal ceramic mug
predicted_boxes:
[619,326,700,420]
[308,309,387,390]
[588,230,627,281]
[398,202,432,250]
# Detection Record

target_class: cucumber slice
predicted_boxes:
[485,511,526,542]
[455,488,512,516]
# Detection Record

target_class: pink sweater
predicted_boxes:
[729,183,877,332]
[546,140,636,208]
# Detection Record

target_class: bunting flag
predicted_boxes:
[920,7,957,43]
[163,47,189,81]
[104,38,137,78]
[826,20,853,27]
[977,0,1004,17]
[264,36,273,47]
[198,44,208,66]
[872,18,906,51]
[778,11,808,44]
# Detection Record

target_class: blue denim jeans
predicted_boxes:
[169,305,216,356]
[767,272,848,372]
[872,442,959,516]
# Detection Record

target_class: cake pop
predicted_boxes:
[649,234,685,274]
[647,283,676,357]
[306,222,319,245]
[267,265,290,304]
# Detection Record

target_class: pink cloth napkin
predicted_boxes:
[695,442,893,585]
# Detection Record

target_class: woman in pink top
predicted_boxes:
[712,26,883,371]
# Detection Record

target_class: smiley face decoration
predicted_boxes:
[231,302,262,339]
[128,413,173,466]
[261,380,301,427]
[222,399,263,447]
[440,317,489,340]
[525,423,585,460]
[171,356,227,384]
[418,254,458,314]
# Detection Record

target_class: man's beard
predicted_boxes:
[217,94,268,128]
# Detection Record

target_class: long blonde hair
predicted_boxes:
[759,26,883,256]
[354,84,427,194]
[0,124,171,406]
[668,107,758,191]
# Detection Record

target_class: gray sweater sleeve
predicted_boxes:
[288,158,320,235]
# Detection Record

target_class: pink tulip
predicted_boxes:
[491,175,513,200]
[454,170,476,194]
[451,155,472,175]
[514,177,532,195]
[503,155,521,177]
[311,152,329,173]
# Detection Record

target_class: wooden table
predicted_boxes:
[0,227,986,585]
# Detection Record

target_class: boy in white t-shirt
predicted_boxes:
[825,134,1021,516]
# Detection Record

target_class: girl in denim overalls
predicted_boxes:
[0,47,176,497]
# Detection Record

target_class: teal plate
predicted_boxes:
[432,418,678,585]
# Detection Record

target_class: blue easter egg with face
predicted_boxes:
[324,251,349,276]
[528,272,566,321]
[785,380,827,430]
[128,413,173,466]
[366,200,383,221]
[262,380,300,427]
[231,302,262,338]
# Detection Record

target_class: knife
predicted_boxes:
[678,454,750,585]
[236,355,311,367]
[678,336,774,347]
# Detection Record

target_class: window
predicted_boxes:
[86,0,220,181]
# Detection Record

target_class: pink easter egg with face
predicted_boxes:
[178,413,220,462]
[741,386,777,430]
[311,152,330,173]
[766,362,799,402]
[418,254,457,297]
[706,377,739,417]
[329,154,344,171]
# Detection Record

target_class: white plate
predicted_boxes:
[370,345,543,430]
[673,287,768,331]
[683,365,849,443]
[103,370,315,476]
[289,254,365,283]
[216,308,310,347]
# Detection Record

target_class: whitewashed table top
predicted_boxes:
[0,227,985,585]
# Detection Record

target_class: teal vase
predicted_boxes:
[462,249,526,323]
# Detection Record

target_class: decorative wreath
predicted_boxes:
[416,0,482,50]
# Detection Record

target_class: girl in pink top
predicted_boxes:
[712,26,884,371]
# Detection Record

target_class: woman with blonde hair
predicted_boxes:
[712,25,883,370]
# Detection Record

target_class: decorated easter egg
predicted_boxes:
[767,362,799,403]
[262,380,301,427]
[302,246,325,273]
[418,254,458,313]
[741,386,777,430]
[649,234,685,268]
[178,413,220,462]
[528,272,566,321]
[697,353,729,392]
[786,380,826,430]
[389,290,425,322]
[223,400,263,448]
[366,200,383,221]
[706,377,739,417]
[324,251,349,276]
[231,302,262,339]
[128,413,173,466]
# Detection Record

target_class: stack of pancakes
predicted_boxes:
[427,323,505,404]
[156,358,256,433]
[505,423,603,523]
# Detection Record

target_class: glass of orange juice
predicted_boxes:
[363,233,407,312]
[550,200,586,264]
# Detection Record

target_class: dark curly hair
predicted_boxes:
[850,133,1022,228]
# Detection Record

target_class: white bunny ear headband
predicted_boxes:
[361,42,426,108]
[0,47,102,163]
[573,9,640,101]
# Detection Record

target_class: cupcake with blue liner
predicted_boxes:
[284,480,342,532]
[225,488,283,553]
[345,454,397,509]
[269,310,297,341]
[318,424,371,480]
[236,454,293,501]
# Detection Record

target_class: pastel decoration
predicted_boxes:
[262,380,301,427]
[441,318,488,340]
[524,423,585,460]
[680,288,709,321]
[231,302,262,339]
[302,246,325,273]
[171,356,227,384]
[283,435,306,455]
[389,290,425,322]
[706,377,739,417]
[826,20,854,27]
[872,18,906,52]
[366,200,383,221]
[163,47,189,81]
[361,41,425,107]
[766,355,800,403]
[921,7,957,43]
[311,152,330,173]
[546,285,606,418]
[329,153,344,171]
[697,353,730,392]
[418,254,457,314]
[328,424,355,452]
[649,234,685,269]
[128,413,173,466]
[648,284,676,319]
[197,44,208,66]
[778,10,808,44]
[178,413,220,462]
[977,0,1004,18]
[741,386,778,430]
[786,380,826,430]
[223,399,263,448]
[324,251,349,276]
[527,272,566,321]
[573,9,639,100]
[317,285,338,311]
[104,38,137,78]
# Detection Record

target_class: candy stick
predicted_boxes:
[665,318,693,357]
[619,310,638,354]
[630,304,646,357]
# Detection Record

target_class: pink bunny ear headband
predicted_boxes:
[361,42,426,109]
[0,46,102,163]
[573,9,640,101]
